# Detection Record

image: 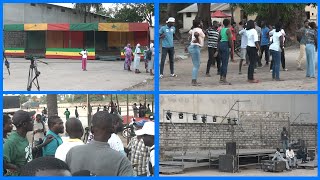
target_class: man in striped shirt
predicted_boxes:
[206,21,220,76]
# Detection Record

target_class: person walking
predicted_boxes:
[296,20,309,70]
[124,44,133,71]
[269,22,284,81]
[206,21,220,76]
[246,20,260,83]
[159,17,179,79]
[188,19,205,86]
[305,22,317,78]
[79,48,88,71]
[218,19,233,84]
[133,44,142,74]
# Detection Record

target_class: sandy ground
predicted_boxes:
[160,47,317,91]
[161,166,317,176]
[3,58,154,91]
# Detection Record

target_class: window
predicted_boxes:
[186,12,192,17]
[47,6,52,9]
[61,9,65,12]
[30,3,36,6]
[306,11,310,19]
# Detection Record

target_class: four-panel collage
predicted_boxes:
[1,2,318,178]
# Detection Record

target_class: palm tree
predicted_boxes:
[74,3,103,23]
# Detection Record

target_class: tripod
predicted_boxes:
[27,58,41,91]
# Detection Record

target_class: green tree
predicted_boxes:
[40,95,47,104]
[73,3,103,23]
[126,3,154,25]
[237,4,311,36]
[20,95,31,104]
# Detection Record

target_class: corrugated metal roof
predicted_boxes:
[178,3,230,13]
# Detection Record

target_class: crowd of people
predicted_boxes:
[124,42,155,76]
[3,109,155,176]
[160,17,317,86]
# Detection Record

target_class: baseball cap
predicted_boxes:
[166,17,175,23]
[12,110,36,127]
[135,121,154,136]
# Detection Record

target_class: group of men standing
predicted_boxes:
[3,109,154,176]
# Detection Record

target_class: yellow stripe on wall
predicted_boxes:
[98,23,129,32]
[24,23,48,31]
[45,51,95,56]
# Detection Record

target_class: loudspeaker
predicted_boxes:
[226,142,236,155]
[219,155,238,173]
[3,96,20,109]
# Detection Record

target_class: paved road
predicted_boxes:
[160,48,317,91]
[3,58,154,91]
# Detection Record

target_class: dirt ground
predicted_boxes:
[160,47,317,91]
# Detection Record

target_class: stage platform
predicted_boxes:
[160,148,317,174]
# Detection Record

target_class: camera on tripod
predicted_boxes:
[25,54,41,91]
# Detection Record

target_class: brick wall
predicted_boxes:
[160,111,317,152]
[4,31,26,48]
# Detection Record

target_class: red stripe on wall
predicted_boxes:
[47,24,70,31]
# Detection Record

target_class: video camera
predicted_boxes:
[25,55,35,61]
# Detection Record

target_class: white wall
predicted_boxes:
[160,94,317,124]
[183,13,197,30]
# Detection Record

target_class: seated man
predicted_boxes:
[272,148,291,171]
[297,147,308,163]
[286,147,297,168]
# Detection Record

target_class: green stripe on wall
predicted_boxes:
[5,48,25,50]
[4,24,24,31]
[46,48,95,52]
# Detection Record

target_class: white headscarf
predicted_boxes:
[150,43,154,49]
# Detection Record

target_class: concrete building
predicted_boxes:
[4,3,109,24]
[178,3,317,31]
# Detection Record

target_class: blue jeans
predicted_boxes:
[188,45,201,80]
[271,50,281,79]
[219,42,229,76]
[306,44,316,77]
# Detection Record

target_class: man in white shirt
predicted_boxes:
[55,118,84,162]
[135,122,154,176]
[33,114,45,146]
[286,147,297,168]
[79,48,88,71]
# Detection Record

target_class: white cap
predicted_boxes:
[150,43,154,48]
[135,121,154,136]
[166,17,175,23]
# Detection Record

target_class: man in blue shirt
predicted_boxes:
[43,115,64,157]
[260,21,270,66]
[159,17,179,79]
